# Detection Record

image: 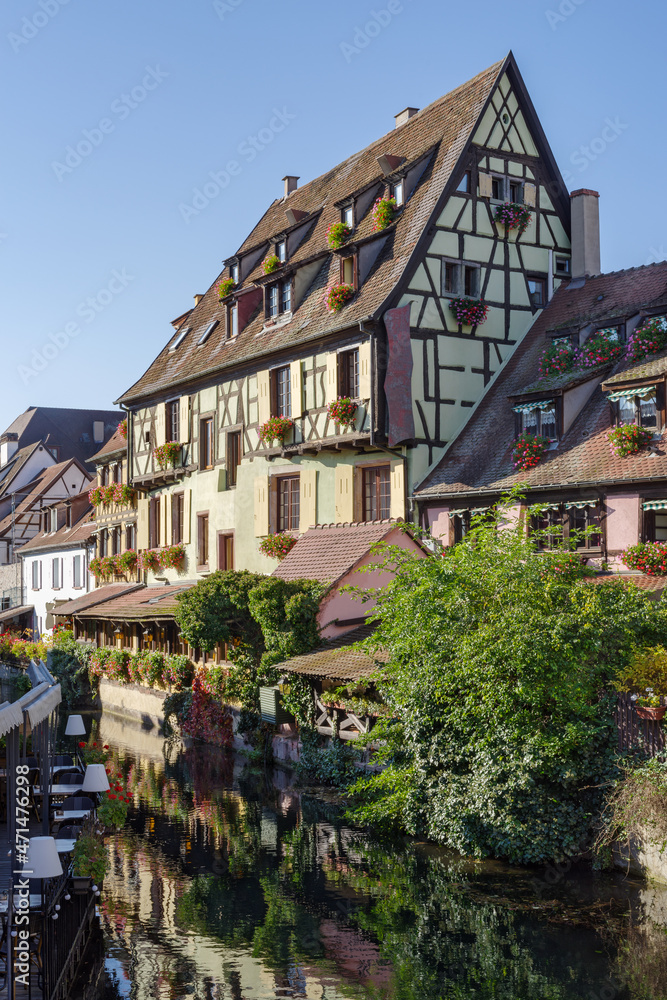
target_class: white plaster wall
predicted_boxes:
[22,542,95,636]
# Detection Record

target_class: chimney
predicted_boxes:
[282,175,299,198]
[394,107,419,129]
[194,294,204,305]
[570,189,600,278]
[0,433,18,468]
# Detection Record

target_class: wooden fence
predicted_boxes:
[615,693,665,756]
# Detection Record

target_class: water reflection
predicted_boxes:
[92,715,667,1000]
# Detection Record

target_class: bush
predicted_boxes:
[622,541,667,575]
[72,833,108,883]
[296,730,357,787]
[616,646,667,694]
[597,756,667,857]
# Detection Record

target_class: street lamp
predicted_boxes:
[64,714,86,762]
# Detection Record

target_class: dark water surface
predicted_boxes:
[92,715,667,1000]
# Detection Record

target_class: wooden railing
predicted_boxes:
[615,693,666,756]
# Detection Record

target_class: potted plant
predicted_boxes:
[607,424,653,457]
[327,222,353,249]
[328,397,358,427]
[573,329,624,369]
[259,533,297,560]
[512,432,549,471]
[371,196,397,231]
[494,202,532,236]
[118,418,127,440]
[261,254,281,275]
[259,416,293,446]
[615,646,667,719]
[139,549,162,572]
[538,342,574,377]
[634,691,666,721]
[72,832,108,890]
[218,277,236,299]
[160,543,186,569]
[154,442,183,469]
[449,297,489,327]
[626,316,667,362]
[621,541,667,575]
[324,284,355,313]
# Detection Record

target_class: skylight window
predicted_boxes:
[169,326,190,352]
[197,320,218,346]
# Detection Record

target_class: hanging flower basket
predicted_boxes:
[261,254,281,275]
[327,222,353,249]
[259,533,297,560]
[113,483,136,504]
[118,418,127,440]
[449,297,489,326]
[371,196,397,231]
[538,342,574,377]
[139,549,162,572]
[218,277,236,299]
[621,541,667,575]
[89,558,104,579]
[324,283,355,313]
[160,544,186,569]
[636,704,666,721]
[626,316,667,362]
[607,424,653,457]
[116,550,138,573]
[512,433,549,470]
[494,202,532,236]
[154,442,183,469]
[574,329,624,369]
[259,416,293,446]
[328,397,358,427]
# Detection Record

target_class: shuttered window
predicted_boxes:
[197,513,209,567]
[172,493,184,544]
[167,400,180,442]
[339,349,360,398]
[363,466,391,521]
[278,476,300,531]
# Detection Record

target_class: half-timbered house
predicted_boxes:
[117,53,572,581]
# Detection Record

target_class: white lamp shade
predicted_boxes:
[65,715,86,736]
[82,764,109,793]
[25,837,63,879]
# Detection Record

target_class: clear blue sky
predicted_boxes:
[1,0,665,428]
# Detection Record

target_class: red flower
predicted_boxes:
[78,742,85,747]
[109,793,116,800]
[103,745,109,750]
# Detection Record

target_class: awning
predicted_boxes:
[643,500,667,511]
[0,700,24,739]
[448,509,467,518]
[25,684,61,727]
[512,399,555,414]
[607,385,656,402]
[564,500,596,509]
[0,604,33,623]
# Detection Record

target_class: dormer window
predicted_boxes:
[392,179,404,206]
[276,240,287,263]
[266,279,292,319]
[230,262,239,283]
[228,303,238,339]
[513,399,558,440]
[342,204,354,227]
[341,255,357,289]
[607,385,660,430]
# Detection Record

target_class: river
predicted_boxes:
[88,714,666,1000]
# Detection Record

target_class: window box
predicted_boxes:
[261,254,282,275]
[622,540,667,575]
[154,442,183,469]
[607,424,653,457]
[371,196,397,231]
[538,342,574,376]
[324,284,355,313]
[259,416,293,446]
[626,316,667,362]
[512,433,549,470]
[448,297,488,326]
[327,222,353,249]
[328,397,358,428]
[574,329,624,369]
[217,277,236,299]
[258,533,297,561]
[494,202,532,236]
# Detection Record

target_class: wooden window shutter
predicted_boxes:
[478,172,493,198]
[254,476,270,536]
[523,182,536,207]
[358,341,371,399]
[179,396,190,443]
[325,354,338,405]
[290,360,303,416]
[335,465,354,523]
[299,469,318,531]
[257,370,271,425]
[390,460,405,520]
[137,497,149,550]
[182,489,191,544]
[161,494,171,547]
[155,403,166,448]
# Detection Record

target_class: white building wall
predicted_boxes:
[21,543,95,636]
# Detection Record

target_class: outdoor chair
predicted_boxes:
[59,772,84,786]
[51,754,74,767]
[61,795,95,811]
[57,825,82,840]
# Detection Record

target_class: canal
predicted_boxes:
[89,715,666,1000]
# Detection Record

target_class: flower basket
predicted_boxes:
[538,342,574,377]
[324,283,355,313]
[99,556,117,578]
[259,533,297,560]
[218,277,236,299]
[139,549,162,572]
[72,832,108,885]
[372,196,397,231]
[154,442,182,469]
[112,483,136,504]
[259,416,293,446]
[327,222,353,249]
[512,433,549,470]
[328,397,358,427]
[626,316,667,362]
[160,544,186,569]
[574,329,624,369]
[636,705,666,721]
[494,202,532,236]
[116,549,138,572]
[449,297,489,326]
[607,424,653,457]
[261,254,281,275]
[621,541,667,575]
[89,558,104,579]
[118,418,127,440]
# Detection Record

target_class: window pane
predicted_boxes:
[363,466,391,521]
[230,304,238,338]
[492,177,504,200]
[540,406,557,440]
[528,279,545,308]
[281,281,291,313]
[655,513,667,542]
[268,286,278,317]
[167,401,180,442]
[464,266,479,297]
[444,262,458,294]
[275,368,291,417]
[640,392,657,429]
[509,180,522,202]
[343,205,354,226]
[342,257,354,285]
[276,241,286,262]
[278,477,300,531]
[456,171,470,194]
[393,180,404,206]
[522,409,539,437]
[227,432,241,487]
[618,396,636,425]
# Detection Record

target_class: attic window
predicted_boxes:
[342,204,354,227]
[392,179,404,207]
[169,326,190,352]
[607,385,660,430]
[555,256,571,276]
[230,262,239,282]
[276,240,287,263]
[197,321,218,346]
[512,399,558,440]
[228,303,238,339]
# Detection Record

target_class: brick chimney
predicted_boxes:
[282,175,299,197]
[570,189,600,278]
[394,107,419,129]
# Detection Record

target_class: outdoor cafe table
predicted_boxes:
[0,895,43,913]
[52,809,91,823]
[55,839,76,854]
[33,784,85,796]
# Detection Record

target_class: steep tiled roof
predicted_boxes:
[89,427,125,463]
[0,459,91,537]
[52,583,143,616]
[587,573,667,595]
[117,59,509,404]
[515,364,612,397]
[417,263,667,499]
[18,500,95,554]
[2,407,121,466]
[276,622,388,680]
[65,584,194,620]
[272,521,403,585]
[602,347,667,386]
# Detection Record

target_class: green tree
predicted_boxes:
[347,496,667,863]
